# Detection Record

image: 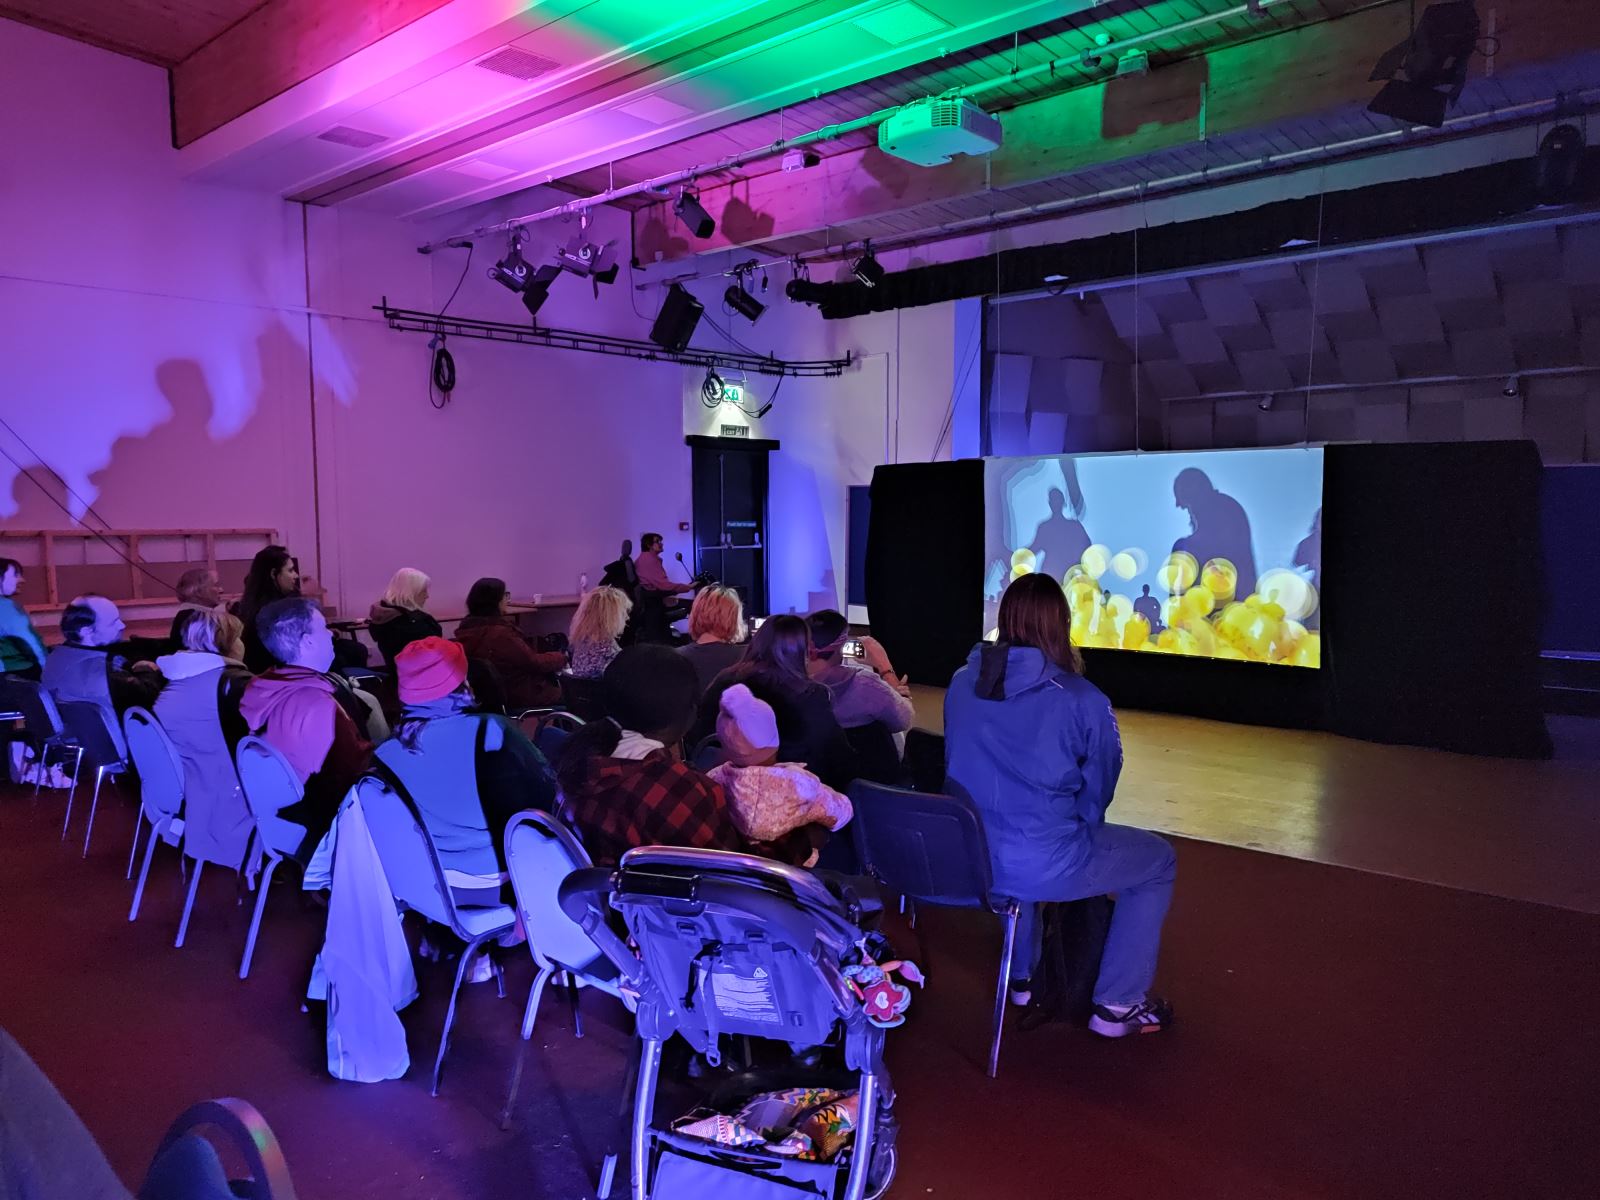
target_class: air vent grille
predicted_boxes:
[317,126,389,148]
[476,47,561,81]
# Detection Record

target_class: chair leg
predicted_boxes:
[431,935,488,1097]
[129,827,160,922]
[988,903,1020,1080]
[566,971,584,1039]
[126,811,145,879]
[631,1039,663,1200]
[239,855,281,980]
[59,749,82,838]
[81,768,106,857]
[498,965,554,1130]
[176,857,204,947]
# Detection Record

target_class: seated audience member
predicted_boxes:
[42,595,162,722]
[677,585,748,699]
[166,567,223,644]
[568,585,631,679]
[376,638,556,893]
[155,609,254,869]
[0,557,46,679]
[558,645,744,865]
[944,573,1176,1038]
[696,615,857,790]
[369,567,444,669]
[239,597,374,851]
[234,545,302,672]
[705,684,852,867]
[454,577,566,711]
[599,539,639,594]
[807,610,914,733]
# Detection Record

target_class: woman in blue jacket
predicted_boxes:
[945,573,1176,1037]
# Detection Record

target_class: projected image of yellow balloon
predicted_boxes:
[1010,548,1036,581]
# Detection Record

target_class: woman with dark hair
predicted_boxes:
[695,615,857,790]
[233,545,301,672]
[944,573,1177,1039]
[454,577,567,710]
[558,644,744,865]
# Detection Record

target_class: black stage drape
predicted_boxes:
[866,442,1550,758]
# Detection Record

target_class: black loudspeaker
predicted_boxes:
[649,283,704,353]
[1535,124,1586,205]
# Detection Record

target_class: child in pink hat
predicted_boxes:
[706,684,852,866]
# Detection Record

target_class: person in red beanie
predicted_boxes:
[375,637,555,902]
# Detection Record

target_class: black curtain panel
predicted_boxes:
[865,460,985,687]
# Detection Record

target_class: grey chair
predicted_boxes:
[124,708,196,942]
[0,677,76,798]
[849,780,1020,1078]
[498,810,634,1163]
[356,771,516,1096]
[234,736,310,981]
[58,700,128,858]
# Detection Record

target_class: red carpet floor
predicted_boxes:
[2,784,1596,1199]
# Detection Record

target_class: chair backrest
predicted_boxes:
[122,708,184,822]
[610,846,868,1051]
[844,720,901,784]
[353,772,455,930]
[903,728,947,793]
[234,736,310,859]
[689,734,726,771]
[0,677,64,740]
[849,780,999,909]
[504,810,609,977]
[58,700,126,767]
[557,672,608,722]
[532,723,573,765]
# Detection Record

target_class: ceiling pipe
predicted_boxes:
[1155,365,1600,408]
[419,0,1296,253]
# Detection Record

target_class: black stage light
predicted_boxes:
[725,281,766,322]
[852,245,886,288]
[1367,1,1479,128]
[556,234,619,282]
[487,235,534,292]
[1535,124,1585,205]
[785,277,827,306]
[650,283,705,352]
[674,191,716,239]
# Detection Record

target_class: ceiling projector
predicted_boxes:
[878,97,1002,167]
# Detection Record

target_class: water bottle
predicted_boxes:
[578,571,588,596]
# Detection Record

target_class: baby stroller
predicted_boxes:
[560,847,898,1200]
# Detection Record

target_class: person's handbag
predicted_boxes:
[1018,896,1116,1029]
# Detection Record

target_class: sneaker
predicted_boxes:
[1088,996,1174,1038]
[1008,979,1034,1007]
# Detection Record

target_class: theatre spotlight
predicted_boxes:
[785,277,827,306]
[1502,375,1521,398]
[487,231,535,292]
[674,190,716,239]
[852,243,886,288]
[555,234,619,284]
[1367,1,1479,128]
[725,280,766,323]
[1536,124,1586,205]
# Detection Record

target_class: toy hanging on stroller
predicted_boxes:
[561,846,910,1200]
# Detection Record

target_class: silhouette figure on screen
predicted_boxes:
[1133,584,1164,634]
[1293,508,1322,630]
[1172,468,1258,600]
[1030,483,1090,581]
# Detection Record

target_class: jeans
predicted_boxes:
[1016,823,1177,1008]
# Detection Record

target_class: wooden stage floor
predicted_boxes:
[909,685,1600,915]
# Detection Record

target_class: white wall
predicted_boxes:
[676,283,971,614]
[0,18,693,619]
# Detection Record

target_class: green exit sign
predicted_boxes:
[723,383,745,406]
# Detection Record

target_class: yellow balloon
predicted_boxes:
[1258,568,1317,621]
[1081,544,1112,580]
[1201,559,1238,603]
[1122,614,1151,650]
[1110,552,1139,580]
[1158,551,1199,594]
[1182,586,1216,619]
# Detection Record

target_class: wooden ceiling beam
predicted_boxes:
[169,0,455,148]
[633,0,1600,264]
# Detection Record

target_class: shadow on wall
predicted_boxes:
[3,319,316,532]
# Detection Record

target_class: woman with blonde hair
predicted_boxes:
[370,566,444,668]
[568,586,632,679]
[155,608,256,868]
[677,585,748,699]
